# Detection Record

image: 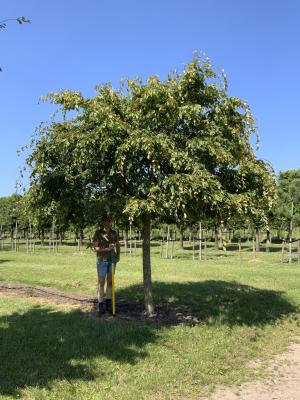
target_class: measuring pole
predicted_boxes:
[112,264,116,316]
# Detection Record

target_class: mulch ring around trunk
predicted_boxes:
[0,283,201,327]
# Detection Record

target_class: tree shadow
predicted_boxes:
[0,280,297,396]
[117,280,298,327]
[0,306,157,396]
[0,259,10,264]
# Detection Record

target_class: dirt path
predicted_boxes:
[202,340,300,400]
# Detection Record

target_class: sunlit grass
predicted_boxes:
[0,243,300,399]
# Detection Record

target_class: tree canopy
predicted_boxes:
[25,54,276,314]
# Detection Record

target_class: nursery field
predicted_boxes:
[1,244,300,400]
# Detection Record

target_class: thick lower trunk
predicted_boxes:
[40,229,45,246]
[255,227,260,252]
[289,219,293,242]
[178,229,184,250]
[59,229,64,245]
[142,214,154,316]
[288,218,293,264]
[124,228,129,254]
[214,226,219,250]
[220,223,226,252]
[79,228,83,247]
[266,229,271,244]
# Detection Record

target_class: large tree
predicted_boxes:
[26,54,276,315]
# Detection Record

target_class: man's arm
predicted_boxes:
[92,231,110,253]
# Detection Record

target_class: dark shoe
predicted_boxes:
[106,299,112,313]
[98,302,104,316]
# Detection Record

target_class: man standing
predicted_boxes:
[92,216,120,315]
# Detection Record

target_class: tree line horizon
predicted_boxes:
[1,168,299,242]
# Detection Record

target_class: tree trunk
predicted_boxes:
[220,222,226,252]
[79,228,83,247]
[15,220,18,252]
[178,228,184,250]
[124,227,129,255]
[165,225,170,258]
[288,202,294,264]
[142,214,154,316]
[59,229,64,245]
[289,201,294,242]
[255,227,260,252]
[40,228,45,246]
[214,226,219,250]
[198,221,202,259]
[129,222,132,256]
[266,229,271,244]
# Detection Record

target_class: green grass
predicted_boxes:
[1,244,300,399]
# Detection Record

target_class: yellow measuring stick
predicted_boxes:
[112,264,116,316]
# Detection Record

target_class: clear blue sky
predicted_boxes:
[1,0,299,196]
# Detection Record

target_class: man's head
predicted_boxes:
[101,215,112,231]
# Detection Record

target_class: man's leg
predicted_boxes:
[97,260,106,315]
[97,277,106,315]
[98,277,105,302]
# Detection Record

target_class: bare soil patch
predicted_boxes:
[0,283,201,326]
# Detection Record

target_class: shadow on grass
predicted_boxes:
[0,306,157,396]
[0,280,297,396]
[117,280,298,327]
[0,259,10,264]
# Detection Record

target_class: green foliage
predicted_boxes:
[24,53,277,312]
[273,169,300,238]
[0,16,30,29]
[0,194,28,230]
[26,53,276,228]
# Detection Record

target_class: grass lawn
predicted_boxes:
[1,243,300,399]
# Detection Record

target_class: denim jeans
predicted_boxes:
[96,259,115,279]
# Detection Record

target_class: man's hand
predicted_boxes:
[93,241,115,252]
[92,241,102,252]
